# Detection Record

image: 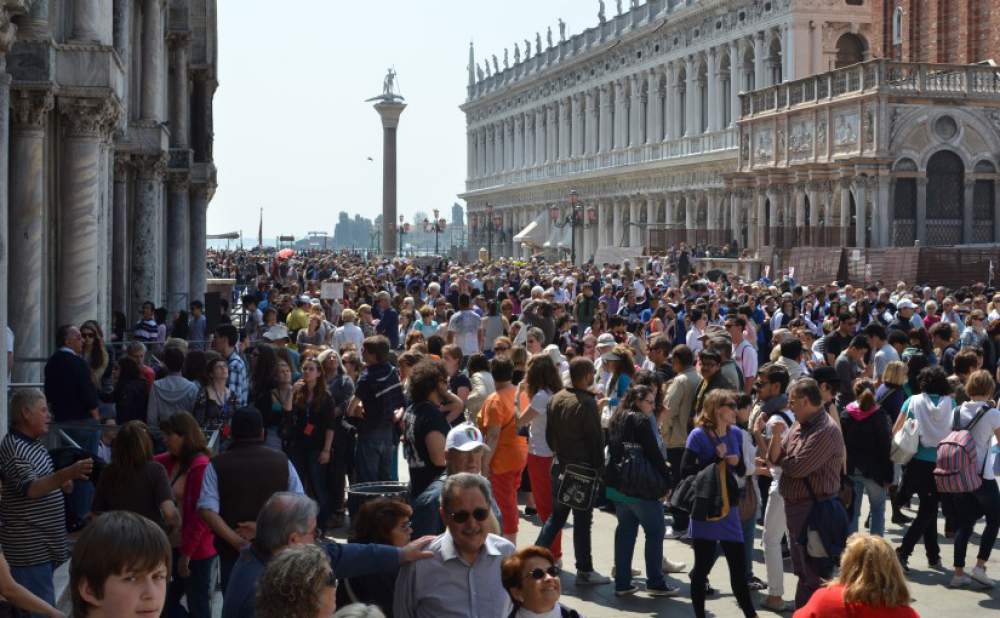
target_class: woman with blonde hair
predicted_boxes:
[792,533,918,617]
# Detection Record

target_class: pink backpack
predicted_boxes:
[933,406,988,494]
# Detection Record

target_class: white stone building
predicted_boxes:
[0,0,218,393]
[460,0,873,262]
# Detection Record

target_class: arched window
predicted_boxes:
[834,33,867,68]
[892,7,903,46]
[926,150,965,245]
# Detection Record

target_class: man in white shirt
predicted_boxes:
[726,316,756,394]
[686,308,706,354]
[334,308,365,352]
[448,293,484,356]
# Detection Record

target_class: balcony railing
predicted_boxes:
[739,59,1000,119]
[465,128,737,193]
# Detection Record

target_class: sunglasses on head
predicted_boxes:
[495,345,510,351]
[525,565,561,580]
[448,508,490,523]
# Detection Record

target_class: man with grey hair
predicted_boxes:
[0,389,93,608]
[374,291,400,349]
[223,492,434,618]
[395,473,515,618]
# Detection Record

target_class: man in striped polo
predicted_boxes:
[0,389,93,609]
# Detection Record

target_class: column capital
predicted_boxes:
[12,89,54,129]
[134,153,168,180]
[168,171,191,192]
[166,30,192,50]
[58,97,120,138]
[114,153,132,181]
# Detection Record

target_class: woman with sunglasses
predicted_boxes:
[80,320,114,418]
[500,546,580,618]
[604,384,678,597]
[682,389,757,618]
[337,497,413,616]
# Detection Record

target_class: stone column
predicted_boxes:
[782,23,792,83]
[141,0,166,122]
[663,64,676,141]
[646,70,662,144]
[169,33,191,148]
[506,118,515,170]
[876,175,891,247]
[596,200,606,248]
[23,0,50,39]
[374,100,406,255]
[646,196,657,249]
[72,0,104,43]
[729,41,742,127]
[571,94,584,157]
[629,74,644,147]
[963,179,975,244]
[613,79,627,149]
[534,109,545,165]
[685,56,697,137]
[112,155,130,316]
[523,117,534,167]
[584,90,598,155]
[9,90,52,382]
[513,115,523,169]
[626,199,638,247]
[612,199,623,247]
[599,84,612,152]
[854,180,868,248]
[131,154,167,312]
[58,97,119,327]
[706,192,719,245]
[166,175,190,312]
[707,48,719,133]
[754,31,766,89]
[581,206,591,263]
[730,192,742,246]
[558,98,571,160]
[189,186,210,304]
[840,180,853,246]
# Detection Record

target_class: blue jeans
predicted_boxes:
[305,448,332,526]
[166,553,216,618]
[10,562,55,618]
[849,475,887,536]
[741,511,756,579]
[536,464,594,573]
[613,499,666,591]
[62,420,101,522]
[354,437,394,483]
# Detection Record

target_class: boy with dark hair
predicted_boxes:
[71,511,171,618]
[347,335,404,483]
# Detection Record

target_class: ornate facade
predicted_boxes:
[460,0,873,262]
[0,0,218,400]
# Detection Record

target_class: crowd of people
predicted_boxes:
[3,243,1000,617]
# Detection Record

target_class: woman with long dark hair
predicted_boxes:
[337,498,413,615]
[320,349,355,528]
[156,413,215,618]
[113,357,149,425]
[80,320,114,419]
[605,384,677,597]
[192,356,238,430]
[290,358,335,530]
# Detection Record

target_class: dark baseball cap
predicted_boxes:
[230,407,264,440]
[811,366,840,385]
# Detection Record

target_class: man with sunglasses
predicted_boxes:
[395,473,515,618]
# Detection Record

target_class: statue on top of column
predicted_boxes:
[477,64,485,81]
[382,68,397,97]
[514,43,521,64]
[535,32,542,55]
[631,0,640,9]
[524,38,531,58]
[616,0,623,15]
[546,26,553,48]
[558,19,566,41]
[503,48,509,69]
[491,54,499,74]
[484,61,491,78]
[598,1,606,23]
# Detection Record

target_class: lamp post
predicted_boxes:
[397,215,410,257]
[423,208,448,256]
[486,203,494,260]
[550,189,590,265]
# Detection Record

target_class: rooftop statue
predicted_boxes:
[598,0,606,23]
[558,19,566,42]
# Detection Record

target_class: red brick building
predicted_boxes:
[872,1,1000,64]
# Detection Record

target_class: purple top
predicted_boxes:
[685,426,744,543]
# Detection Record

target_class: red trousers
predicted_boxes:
[490,468,524,535]
[527,453,561,558]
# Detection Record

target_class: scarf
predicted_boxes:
[845,402,878,422]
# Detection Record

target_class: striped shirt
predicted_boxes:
[776,409,844,504]
[226,350,248,407]
[0,432,68,566]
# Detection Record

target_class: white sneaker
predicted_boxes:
[949,573,972,588]
[664,525,685,540]
[970,566,996,587]
[662,557,687,573]
[575,570,612,586]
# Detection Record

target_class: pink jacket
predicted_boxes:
[154,452,216,560]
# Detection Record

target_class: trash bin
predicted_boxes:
[346,481,409,520]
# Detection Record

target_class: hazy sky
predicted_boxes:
[210,0,605,240]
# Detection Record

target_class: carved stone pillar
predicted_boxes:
[546,104,557,163]
[142,0,166,121]
[685,195,696,244]
[628,198,640,247]
[963,179,975,245]
[685,55,698,137]
[23,0,49,39]
[629,74,644,148]
[535,109,546,164]
[853,179,868,248]
[558,98,570,160]
[612,199,623,247]
[663,64,676,141]
[599,85,612,152]
[646,70,662,144]
[9,90,53,383]
[58,97,120,327]
[584,90,598,155]
[190,186,210,305]
[513,114,523,168]
[876,175,891,247]
[729,41,742,128]
[72,0,106,43]
[168,32,191,148]
[571,94,584,157]
[113,155,131,318]
[167,174,191,312]
[131,154,167,314]
[614,79,627,148]
[707,48,720,133]
[840,179,853,246]
[754,31,766,89]
[646,196,656,248]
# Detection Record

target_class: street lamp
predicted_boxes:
[485,203,494,260]
[550,189,588,265]
[398,214,411,257]
[423,208,448,256]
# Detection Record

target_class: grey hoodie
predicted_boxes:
[147,374,199,426]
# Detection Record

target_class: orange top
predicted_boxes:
[478,386,528,475]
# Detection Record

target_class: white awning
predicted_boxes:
[513,212,548,246]
[543,224,571,250]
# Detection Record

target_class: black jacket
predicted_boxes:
[605,410,670,491]
[44,350,99,422]
[679,434,744,521]
[840,406,893,485]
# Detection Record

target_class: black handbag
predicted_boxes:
[614,443,672,500]
[556,463,599,510]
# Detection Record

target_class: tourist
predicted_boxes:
[70,511,171,618]
[479,356,528,545]
[319,348,355,526]
[401,359,452,498]
[693,348,728,415]
[393,473,516,618]
[663,344,701,539]
[189,301,208,350]
[255,544,337,618]
[841,379,893,537]
[770,378,846,608]
[213,324,249,406]
[442,344,472,421]
[289,357,335,531]
[44,324,100,439]
[834,335,871,410]
[947,370,1000,588]
[134,301,162,345]
[79,320,113,417]
[501,546,582,618]
[0,389,93,609]
[347,336,405,483]
[535,357,610,586]
[605,384,679,597]
[147,345,199,426]
[155,412,216,618]
[114,356,151,425]
[792,534,918,618]
[92,420,180,532]
[192,355,239,429]
[337,498,414,615]
[464,353,496,423]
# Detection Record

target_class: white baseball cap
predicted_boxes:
[446,423,486,452]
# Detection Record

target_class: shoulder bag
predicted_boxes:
[556,463,600,511]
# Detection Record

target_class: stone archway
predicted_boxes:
[925,150,965,245]
[834,33,867,68]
